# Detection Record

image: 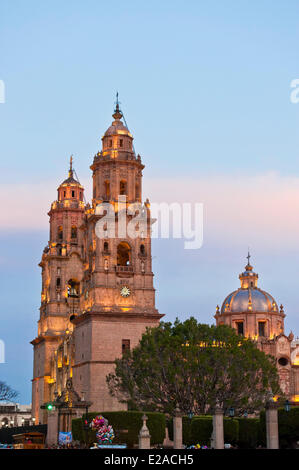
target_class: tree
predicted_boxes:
[0,381,18,402]
[107,318,281,415]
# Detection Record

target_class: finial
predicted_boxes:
[246,250,251,266]
[68,155,73,178]
[113,92,123,120]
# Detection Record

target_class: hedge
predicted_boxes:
[235,418,260,448]
[72,411,165,448]
[167,415,238,446]
[260,407,299,448]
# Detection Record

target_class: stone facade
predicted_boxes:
[31,104,163,424]
[0,403,32,428]
[215,255,299,403]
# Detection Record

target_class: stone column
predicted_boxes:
[173,406,183,449]
[46,410,59,447]
[211,406,224,449]
[139,414,151,449]
[266,401,279,449]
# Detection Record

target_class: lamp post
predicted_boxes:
[228,407,235,418]
[284,400,290,412]
[188,410,194,421]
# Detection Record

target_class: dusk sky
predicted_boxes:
[1,1,299,404]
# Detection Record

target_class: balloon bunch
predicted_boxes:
[91,415,115,444]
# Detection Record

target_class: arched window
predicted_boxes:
[67,279,80,298]
[117,242,131,266]
[120,180,127,195]
[104,241,109,253]
[71,226,77,239]
[140,244,146,255]
[104,180,110,200]
[57,226,63,240]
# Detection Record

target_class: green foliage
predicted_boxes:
[260,407,299,448]
[72,411,165,448]
[167,415,238,447]
[107,318,281,415]
[191,417,213,446]
[223,418,239,444]
[236,418,260,448]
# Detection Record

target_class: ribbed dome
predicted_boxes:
[221,287,278,314]
[104,119,131,137]
[220,255,279,314]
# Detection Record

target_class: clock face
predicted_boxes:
[120,286,131,298]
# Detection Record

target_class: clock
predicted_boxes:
[120,286,131,298]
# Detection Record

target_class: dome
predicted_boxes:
[221,287,278,314]
[103,100,133,138]
[104,119,132,137]
[220,254,279,314]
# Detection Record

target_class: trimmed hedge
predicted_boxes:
[260,407,299,448]
[167,415,238,446]
[72,411,165,448]
[236,418,260,448]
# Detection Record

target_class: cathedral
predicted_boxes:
[31,102,299,425]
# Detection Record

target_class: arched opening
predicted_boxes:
[120,180,127,196]
[2,417,8,428]
[117,242,131,266]
[57,226,63,240]
[67,279,80,298]
[104,180,110,200]
[140,244,146,256]
[71,226,77,239]
[104,241,109,253]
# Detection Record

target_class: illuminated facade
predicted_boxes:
[215,256,299,402]
[31,103,163,424]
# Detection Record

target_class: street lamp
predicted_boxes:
[243,411,248,418]
[284,400,291,412]
[188,410,194,421]
[229,407,235,418]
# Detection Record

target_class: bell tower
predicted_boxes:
[71,101,163,411]
[31,158,85,423]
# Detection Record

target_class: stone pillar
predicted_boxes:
[46,410,58,447]
[139,414,151,449]
[266,401,279,449]
[173,406,183,449]
[211,406,224,449]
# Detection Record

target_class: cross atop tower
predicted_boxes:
[69,155,73,178]
[113,92,122,120]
